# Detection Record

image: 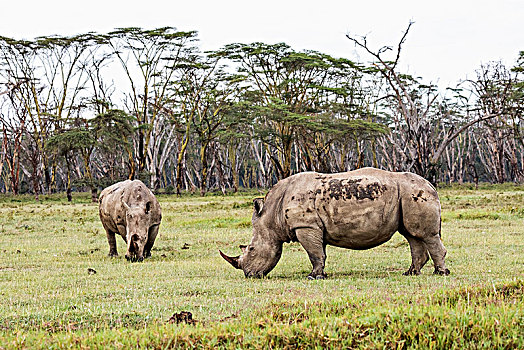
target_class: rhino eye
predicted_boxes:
[248,246,254,252]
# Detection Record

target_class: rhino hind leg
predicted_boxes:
[400,201,450,276]
[296,227,327,280]
[401,234,429,276]
[423,235,450,275]
[105,229,119,257]
[402,230,450,276]
[144,224,160,258]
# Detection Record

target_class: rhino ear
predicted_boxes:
[253,198,264,216]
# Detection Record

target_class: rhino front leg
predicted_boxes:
[105,229,118,257]
[402,235,429,276]
[296,227,327,280]
[143,224,160,258]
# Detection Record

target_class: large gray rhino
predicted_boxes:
[99,180,162,262]
[220,168,450,279]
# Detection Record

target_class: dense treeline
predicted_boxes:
[0,26,523,200]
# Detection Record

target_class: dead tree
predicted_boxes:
[347,22,500,184]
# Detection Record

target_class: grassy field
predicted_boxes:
[0,184,522,349]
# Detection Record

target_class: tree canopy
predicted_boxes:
[0,26,523,198]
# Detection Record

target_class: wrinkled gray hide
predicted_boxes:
[99,180,162,262]
[220,168,450,278]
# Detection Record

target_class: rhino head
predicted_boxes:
[220,198,282,277]
[122,199,152,262]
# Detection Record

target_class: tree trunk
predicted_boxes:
[488,130,505,183]
[371,138,378,169]
[228,143,239,192]
[150,168,161,192]
[468,163,479,189]
[66,159,72,202]
[506,138,524,183]
[127,147,136,180]
[213,142,227,195]
[176,124,192,196]
[282,137,292,179]
[199,141,209,196]
[339,143,348,172]
[355,137,364,169]
[91,186,98,203]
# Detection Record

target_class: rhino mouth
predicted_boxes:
[220,246,279,278]
[125,234,144,262]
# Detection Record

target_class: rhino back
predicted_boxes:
[279,170,402,249]
[120,180,162,225]
[99,180,131,234]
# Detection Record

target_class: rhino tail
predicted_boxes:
[397,194,407,236]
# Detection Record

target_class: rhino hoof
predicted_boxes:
[403,267,421,276]
[434,268,450,276]
[307,274,326,280]
[108,253,118,258]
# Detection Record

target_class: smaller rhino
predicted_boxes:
[99,180,162,262]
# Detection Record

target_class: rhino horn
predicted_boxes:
[121,195,131,211]
[219,250,241,269]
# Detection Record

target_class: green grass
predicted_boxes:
[0,185,523,348]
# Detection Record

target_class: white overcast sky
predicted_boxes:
[1,0,523,87]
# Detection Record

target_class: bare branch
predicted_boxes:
[0,79,29,96]
[431,112,500,164]
[393,21,414,69]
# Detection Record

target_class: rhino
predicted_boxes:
[220,168,450,279]
[99,180,162,262]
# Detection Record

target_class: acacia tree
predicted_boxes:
[347,22,500,184]
[218,43,306,179]
[0,37,50,196]
[45,109,134,202]
[468,61,524,183]
[0,34,97,194]
[0,107,24,194]
[512,52,524,180]
[220,43,383,179]
[295,57,388,172]
[45,118,97,201]
[91,109,135,184]
[191,68,244,195]
[217,99,254,192]
[105,27,198,183]
[168,52,223,195]
[46,129,87,201]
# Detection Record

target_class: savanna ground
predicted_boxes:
[0,184,523,349]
